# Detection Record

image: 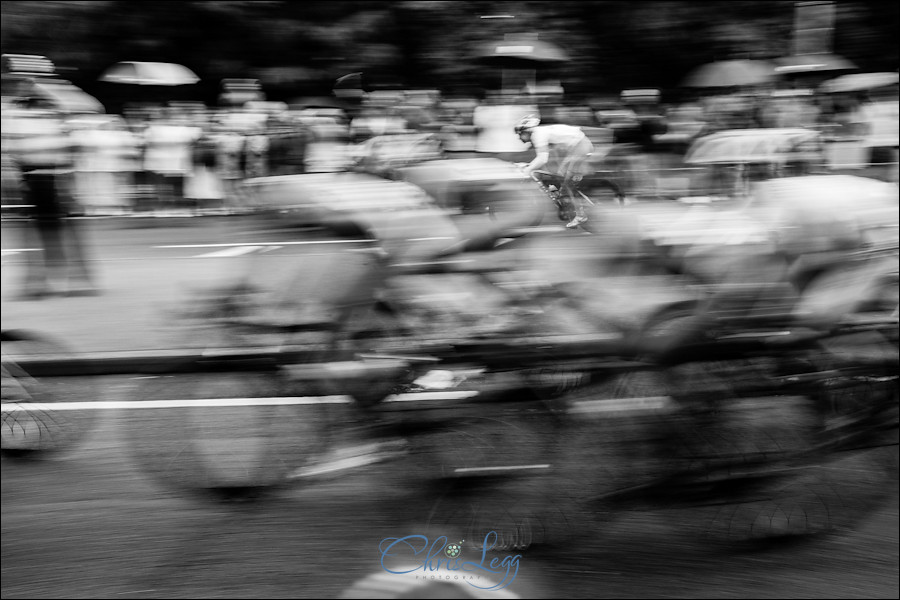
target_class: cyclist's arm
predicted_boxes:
[523,128,550,176]
[525,150,550,176]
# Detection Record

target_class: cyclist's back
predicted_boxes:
[529,123,593,161]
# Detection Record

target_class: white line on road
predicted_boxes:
[454,464,551,473]
[2,396,351,410]
[1,390,479,411]
[155,240,376,249]
[195,245,264,258]
[569,396,672,413]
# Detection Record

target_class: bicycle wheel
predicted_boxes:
[1,329,98,458]
[581,178,626,207]
[664,348,898,546]
[126,367,343,502]
[544,370,676,546]
[421,410,564,552]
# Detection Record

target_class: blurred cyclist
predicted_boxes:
[515,115,594,228]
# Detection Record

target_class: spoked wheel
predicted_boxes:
[420,405,565,551]
[688,446,897,547]
[1,330,99,458]
[545,370,676,546]
[662,349,899,546]
[426,486,555,553]
[127,368,342,502]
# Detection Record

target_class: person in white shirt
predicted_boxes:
[143,111,202,214]
[516,115,594,228]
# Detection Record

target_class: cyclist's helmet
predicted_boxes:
[514,114,541,135]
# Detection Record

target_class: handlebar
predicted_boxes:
[513,162,542,182]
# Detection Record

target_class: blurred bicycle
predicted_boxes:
[1,329,98,457]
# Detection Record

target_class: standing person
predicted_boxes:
[515,114,594,229]
[70,116,140,216]
[472,91,538,162]
[5,105,98,298]
[184,126,224,214]
[243,124,269,180]
[214,122,247,213]
[142,109,202,215]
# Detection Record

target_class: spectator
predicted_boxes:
[142,109,202,215]
[243,124,269,179]
[5,104,99,298]
[70,115,140,215]
[472,91,538,161]
[185,127,224,214]
[213,122,247,213]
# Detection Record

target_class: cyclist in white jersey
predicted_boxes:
[516,115,594,228]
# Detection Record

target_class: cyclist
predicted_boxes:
[515,115,594,228]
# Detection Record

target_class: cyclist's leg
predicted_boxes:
[560,153,589,221]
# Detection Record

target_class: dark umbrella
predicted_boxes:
[334,72,364,91]
[333,72,366,106]
[471,37,569,93]
[472,38,569,68]
[682,59,775,88]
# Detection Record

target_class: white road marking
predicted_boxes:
[1,396,352,411]
[384,390,479,402]
[155,240,375,249]
[569,396,673,413]
[454,464,551,473]
[2,249,41,254]
[1,390,479,411]
[195,245,263,258]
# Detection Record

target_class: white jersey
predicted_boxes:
[529,124,590,154]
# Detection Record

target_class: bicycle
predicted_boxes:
[423,312,898,551]
[125,251,898,551]
[1,329,99,458]
[524,166,626,231]
[123,205,897,551]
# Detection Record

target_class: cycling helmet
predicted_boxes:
[514,114,541,134]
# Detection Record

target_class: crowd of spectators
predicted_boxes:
[2,79,897,217]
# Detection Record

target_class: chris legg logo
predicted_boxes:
[380,532,521,591]
[445,540,463,558]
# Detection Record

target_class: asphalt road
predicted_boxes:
[2,375,898,599]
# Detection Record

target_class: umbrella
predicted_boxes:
[681,60,775,88]
[684,128,822,164]
[472,38,569,68]
[99,61,199,86]
[31,80,105,113]
[820,72,899,94]
[334,72,363,90]
[773,53,856,75]
[334,72,366,101]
